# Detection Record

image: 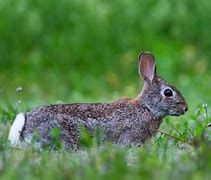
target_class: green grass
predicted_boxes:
[0,105,210,179]
[0,0,211,179]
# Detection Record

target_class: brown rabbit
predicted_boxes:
[8,52,188,150]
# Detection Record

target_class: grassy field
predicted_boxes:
[0,0,211,179]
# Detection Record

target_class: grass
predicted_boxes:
[0,99,210,179]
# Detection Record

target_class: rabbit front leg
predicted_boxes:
[117,128,147,146]
[117,129,133,145]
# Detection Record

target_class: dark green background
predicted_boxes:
[0,0,210,110]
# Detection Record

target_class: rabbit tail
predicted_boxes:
[8,113,25,146]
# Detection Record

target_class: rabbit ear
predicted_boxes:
[138,52,156,83]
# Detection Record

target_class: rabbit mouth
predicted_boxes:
[169,110,186,116]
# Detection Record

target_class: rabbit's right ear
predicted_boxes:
[138,52,156,84]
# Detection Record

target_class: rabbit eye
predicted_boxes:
[164,88,173,97]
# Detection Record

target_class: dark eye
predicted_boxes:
[164,88,173,97]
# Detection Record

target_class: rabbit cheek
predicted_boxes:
[162,98,176,114]
[153,96,161,103]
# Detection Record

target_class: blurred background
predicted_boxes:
[0,0,210,111]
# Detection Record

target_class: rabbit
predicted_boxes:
[8,52,188,150]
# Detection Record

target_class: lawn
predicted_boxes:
[0,0,210,179]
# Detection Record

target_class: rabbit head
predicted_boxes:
[137,52,188,119]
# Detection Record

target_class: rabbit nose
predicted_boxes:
[184,105,188,112]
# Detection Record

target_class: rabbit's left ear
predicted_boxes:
[139,52,156,83]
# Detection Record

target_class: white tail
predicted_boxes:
[8,113,25,146]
